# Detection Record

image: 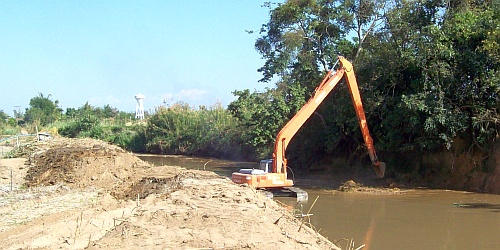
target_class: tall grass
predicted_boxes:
[0,125,19,136]
[145,103,248,159]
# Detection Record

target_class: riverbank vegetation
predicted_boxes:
[144,102,252,159]
[2,0,500,192]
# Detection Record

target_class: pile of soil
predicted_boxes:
[338,180,402,194]
[0,137,339,249]
[23,139,156,198]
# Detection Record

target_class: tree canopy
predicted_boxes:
[0,110,8,122]
[23,93,63,126]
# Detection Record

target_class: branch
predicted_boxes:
[355,14,380,61]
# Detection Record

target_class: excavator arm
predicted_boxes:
[273,56,386,178]
[342,58,386,178]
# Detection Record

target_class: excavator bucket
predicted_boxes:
[374,162,386,178]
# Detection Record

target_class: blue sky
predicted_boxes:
[0,1,274,116]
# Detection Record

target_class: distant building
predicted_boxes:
[135,94,145,120]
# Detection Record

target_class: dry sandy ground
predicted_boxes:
[0,138,339,250]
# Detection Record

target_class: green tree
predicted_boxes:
[24,93,62,126]
[0,110,8,124]
[65,108,78,119]
[368,0,500,151]
[78,102,94,116]
[441,0,500,148]
[102,104,118,118]
[228,89,291,158]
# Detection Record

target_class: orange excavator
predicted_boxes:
[232,56,386,197]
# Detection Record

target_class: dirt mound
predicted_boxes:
[338,180,402,194]
[0,137,338,249]
[87,172,337,250]
[112,174,187,200]
[24,138,159,198]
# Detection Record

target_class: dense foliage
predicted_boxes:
[0,110,8,123]
[0,110,17,135]
[23,93,63,126]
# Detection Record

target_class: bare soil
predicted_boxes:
[0,137,339,250]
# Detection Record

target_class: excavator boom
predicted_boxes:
[272,67,344,174]
[273,56,385,178]
[232,56,385,190]
[341,58,386,178]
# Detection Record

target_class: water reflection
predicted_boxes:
[278,190,500,250]
[453,202,500,212]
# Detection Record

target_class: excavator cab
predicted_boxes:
[259,159,273,173]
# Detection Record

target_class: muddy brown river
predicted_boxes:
[139,155,500,250]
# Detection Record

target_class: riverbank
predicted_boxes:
[0,137,339,249]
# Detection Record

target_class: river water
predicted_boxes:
[138,155,500,250]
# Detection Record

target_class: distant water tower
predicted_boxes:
[135,94,145,120]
